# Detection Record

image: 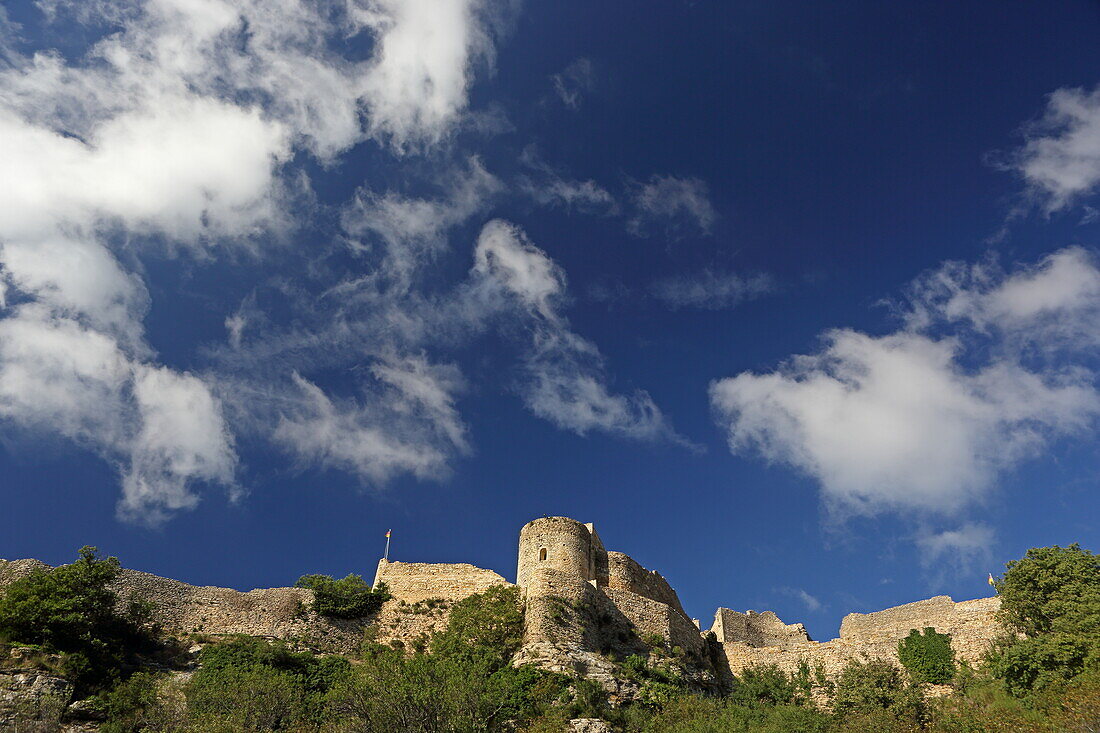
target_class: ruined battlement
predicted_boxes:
[711,608,813,647]
[1,518,1006,696]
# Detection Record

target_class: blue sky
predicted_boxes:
[1,0,1099,640]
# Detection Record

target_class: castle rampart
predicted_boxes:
[373,559,509,603]
[2,519,1006,697]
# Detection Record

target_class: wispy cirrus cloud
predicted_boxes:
[628,175,718,237]
[651,269,774,310]
[550,57,595,110]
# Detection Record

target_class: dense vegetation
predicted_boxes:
[0,546,160,692]
[1,543,1097,731]
[897,627,955,684]
[294,574,390,618]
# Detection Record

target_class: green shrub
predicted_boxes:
[0,546,157,692]
[295,574,390,618]
[897,627,955,684]
[832,659,925,724]
[430,585,524,667]
[729,664,798,708]
[186,636,351,730]
[98,672,185,733]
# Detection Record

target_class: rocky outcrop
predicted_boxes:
[0,666,73,732]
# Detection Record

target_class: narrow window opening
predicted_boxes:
[539,547,547,562]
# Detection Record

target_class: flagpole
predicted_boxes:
[384,530,391,561]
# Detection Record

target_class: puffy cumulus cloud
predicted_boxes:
[1009,86,1100,214]
[0,0,378,522]
[0,305,235,523]
[550,57,595,110]
[122,365,238,523]
[651,269,774,310]
[353,0,505,152]
[710,248,1100,522]
[274,356,469,485]
[471,220,680,441]
[628,175,717,237]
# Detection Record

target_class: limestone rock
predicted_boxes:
[0,669,73,730]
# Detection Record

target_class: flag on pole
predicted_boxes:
[988,573,995,587]
[386,529,391,538]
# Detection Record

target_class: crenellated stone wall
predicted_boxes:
[0,558,510,657]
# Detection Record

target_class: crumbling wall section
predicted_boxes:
[717,596,1002,680]
[605,552,685,615]
[711,608,813,647]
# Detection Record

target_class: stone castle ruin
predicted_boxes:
[2,515,1003,699]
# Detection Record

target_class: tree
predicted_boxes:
[988,544,1100,695]
[897,627,955,684]
[0,546,156,691]
[995,544,1100,638]
[295,574,389,618]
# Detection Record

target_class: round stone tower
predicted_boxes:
[517,516,604,592]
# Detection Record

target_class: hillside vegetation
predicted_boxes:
[0,544,1097,732]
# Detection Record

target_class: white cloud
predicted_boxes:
[629,175,717,236]
[122,365,238,523]
[0,306,235,523]
[907,246,1100,347]
[354,0,502,152]
[916,523,995,581]
[711,248,1100,520]
[551,57,594,110]
[342,157,501,291]
[471,220,680,441]
[1009,86,1100,214]
[778,587,823,612]
[0,0,380,521]
[517,148,616,214]
[274,356,469,485]
[651,269,774,310]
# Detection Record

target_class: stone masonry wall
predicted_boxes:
[605,552,686,615]
[1,557,509,657]
[712,608,813,647]
[373,559,510,603]
[716,595,1002,681]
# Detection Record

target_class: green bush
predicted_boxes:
[897,627,955,684]
[832,659,925,724]
[98,672,185,733]
[0,546,157,692]
[429,585,524,667]
[294,574,390,618]
[728,663,804,708]
[186,636,351,731]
